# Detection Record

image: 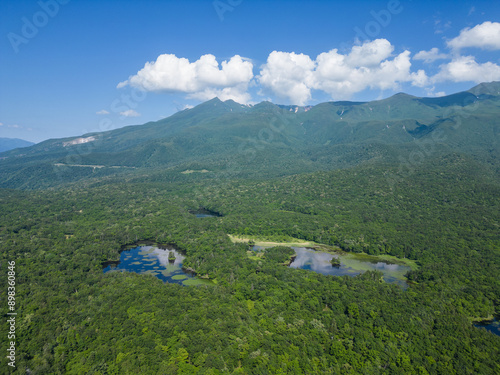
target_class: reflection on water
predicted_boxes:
[103,245,212,286]
[254,246,411,287]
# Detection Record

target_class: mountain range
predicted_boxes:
[2,83,500,374]
[1,82,499,189]
[0,137,35,153]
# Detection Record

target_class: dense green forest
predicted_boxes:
[1,154,499,374]
[1,84,500,373]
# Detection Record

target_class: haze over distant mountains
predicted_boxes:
[0,138,35,153]
[1,82,499,189]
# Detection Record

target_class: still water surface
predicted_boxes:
[103,245,212,286]
[254,246,411,288]
[474,318,500,337]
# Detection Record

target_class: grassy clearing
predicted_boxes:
[181,169,210,174]
[228,234,317,248]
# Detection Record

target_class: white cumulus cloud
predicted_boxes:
[414,48,449,63]
[258,51,316,106]
[120,109,141,117]
[117,54,254,104]
[433,55,500,83]
[258,39,428,104]
[448,21,500,51]
[96,109,110,115]
[345,39,394,67]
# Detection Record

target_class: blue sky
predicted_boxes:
[1,0,500,143]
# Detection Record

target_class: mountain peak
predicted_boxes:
[372,92,417,105]
[206,97,224,104]
[468,81,500,96]
[250,101,280,113]
[390,92,418,99]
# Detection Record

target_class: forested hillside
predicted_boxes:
[1,82,499,189]
[0,83,499,374]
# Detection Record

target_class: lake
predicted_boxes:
[474,318,500,337]
[190,208,222,218]
[103,245,213,286]
[254,246,411,287]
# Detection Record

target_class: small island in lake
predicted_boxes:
[331,257,341,267]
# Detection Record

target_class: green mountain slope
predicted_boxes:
[1,83,499,374]
[1,82,499,189]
